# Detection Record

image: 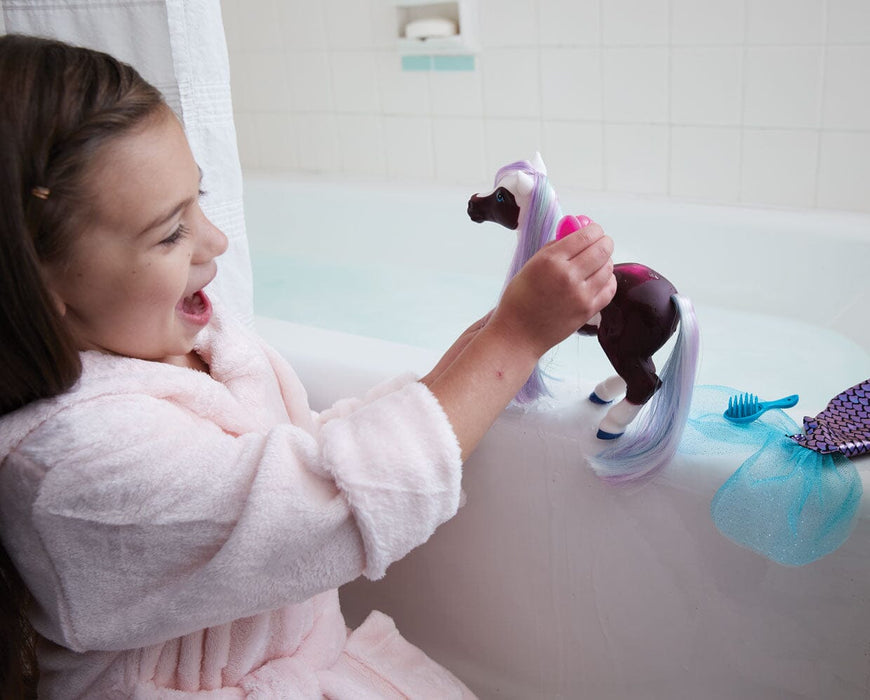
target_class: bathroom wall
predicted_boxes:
[220,0,870,213]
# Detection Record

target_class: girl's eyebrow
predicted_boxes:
[137,167,204,236]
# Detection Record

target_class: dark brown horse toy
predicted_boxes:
[468,154,699,483]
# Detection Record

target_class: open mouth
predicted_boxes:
[178,289,212,325]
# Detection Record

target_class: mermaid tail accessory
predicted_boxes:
[789,379,870,457]
[681,385,863,566]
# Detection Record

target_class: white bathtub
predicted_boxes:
[243,174,870,699]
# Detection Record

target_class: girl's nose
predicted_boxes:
[193,208,229,262]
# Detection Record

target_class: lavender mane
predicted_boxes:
[495,161,563,403]
[496,161,563,285]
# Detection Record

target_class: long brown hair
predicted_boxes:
[0,33,165,697]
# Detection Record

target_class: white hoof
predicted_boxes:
[592,375,627,404]
[598,398,643,437]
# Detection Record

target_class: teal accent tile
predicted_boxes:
[433,55,475,71]
[401,55,432,71]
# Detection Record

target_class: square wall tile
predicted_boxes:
[295,113,341,172]
[323,0,376,50]
[371,0,398,49]
[540,48,602,121]
[822,47,870,130]
[740,129,818,208]
[232,111,262,170]
[277,0,327,51]
[541,121,604,191]
[743,47,824,128]
[221,0,283,52]
[336,114,386,176]
[603,48,669,123]
[818,132,870,212]
[671,48,741,126]
[827,0,870,44]
[670,126,740,202]
[253,112,300,170]
[227,50,258,109]
[601,0,669,45]
[288,51,333,113]
[483,118,543,177]
[481,49,541,119]
[604,124,669,195]
[377,52,430,116]
[330,51,381,113]
[537,0,599,47]
[431,117,487,184]
[234,50,293,112]
[670,0,744,45]
[745,0,825,45]
[383,116,435,179]
[430,69,484,117]
[479,0,539,47]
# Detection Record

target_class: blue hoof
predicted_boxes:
[597,429,624,440]
[589,392,612,405]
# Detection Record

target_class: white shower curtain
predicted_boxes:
[1,0,253,325]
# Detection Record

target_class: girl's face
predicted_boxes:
[44,109,228,368]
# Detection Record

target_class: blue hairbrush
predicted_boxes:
[724,393,799,424]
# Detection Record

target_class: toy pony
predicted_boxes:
[467,153,700,483]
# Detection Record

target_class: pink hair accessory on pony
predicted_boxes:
[555,215,592,240]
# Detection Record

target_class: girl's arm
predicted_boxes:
[422,223,615,461]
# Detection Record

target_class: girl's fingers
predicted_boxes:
[552,222,609,261]
[586,257,617,304]
[569,234,614,282]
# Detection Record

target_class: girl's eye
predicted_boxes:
[159,223,190,247]
[496,189,505,203]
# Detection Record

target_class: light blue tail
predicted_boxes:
[589,295,700,483]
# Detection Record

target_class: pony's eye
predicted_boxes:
[496,189,505,203]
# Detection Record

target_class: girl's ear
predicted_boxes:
[49,288,68,317]
[39,265,68,317]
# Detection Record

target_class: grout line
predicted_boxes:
[666,0,673,197]
[737,0,748,204]
[813,0,830,208]
[597,0,606,191]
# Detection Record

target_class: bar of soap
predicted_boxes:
[404,17,458,40]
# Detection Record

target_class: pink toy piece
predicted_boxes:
[555,215,591,241]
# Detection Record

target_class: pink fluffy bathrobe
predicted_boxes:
[0,305,476,698]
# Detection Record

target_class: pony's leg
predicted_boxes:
[589,374,626,404]
[596,356,660,439]
[597,399,644,439]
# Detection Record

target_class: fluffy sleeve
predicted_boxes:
[8,383,461,653]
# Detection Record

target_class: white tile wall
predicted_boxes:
[222,0,870,213]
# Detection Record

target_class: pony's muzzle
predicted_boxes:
[467,195,486,223]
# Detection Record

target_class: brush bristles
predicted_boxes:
[727,393,760,417]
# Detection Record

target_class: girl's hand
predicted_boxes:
[488,222,616,359]
[421,222,616,461]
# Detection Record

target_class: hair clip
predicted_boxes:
[31,186,51,200]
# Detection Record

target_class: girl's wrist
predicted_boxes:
[481,312,547,366]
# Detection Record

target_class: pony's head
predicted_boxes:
[467,152,550,230]
[468,152,563,280]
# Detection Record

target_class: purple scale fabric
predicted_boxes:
[790,379,870,457]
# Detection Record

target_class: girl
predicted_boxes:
[0,34,616,699]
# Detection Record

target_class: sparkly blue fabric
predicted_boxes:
[681,385,863,566]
